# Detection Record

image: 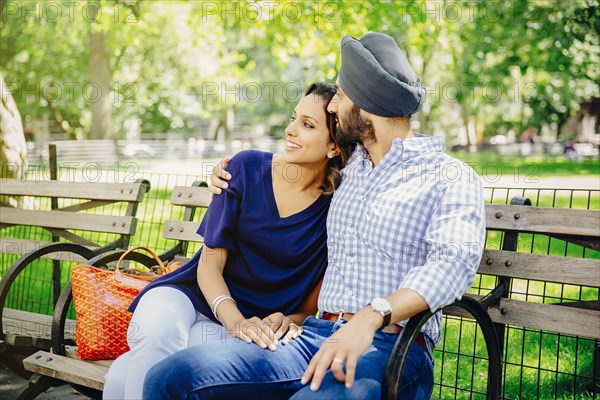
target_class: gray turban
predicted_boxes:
[338,33,426,117]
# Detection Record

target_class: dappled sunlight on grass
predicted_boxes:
[453,152,600,178]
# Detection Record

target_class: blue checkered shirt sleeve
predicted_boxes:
[399,168,486,312]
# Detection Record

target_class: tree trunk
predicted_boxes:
[224,104,234,142]
[89,3,112,139]
[460,100,477,146]
[0,71,32,208]
[0,72,27,181]
[211,106,235,142]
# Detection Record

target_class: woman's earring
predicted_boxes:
[327,153,333,159]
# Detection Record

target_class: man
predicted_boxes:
[143,32,485,399]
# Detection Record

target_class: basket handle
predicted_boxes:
[114,246,165,280]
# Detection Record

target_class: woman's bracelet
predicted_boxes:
[210,294,230,311]
[211,295,236,322]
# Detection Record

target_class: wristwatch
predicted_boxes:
[369,297,392,329]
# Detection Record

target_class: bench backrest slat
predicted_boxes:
[479,202,600,341]
[490,299,600,339]
[1,180,146,202]
[446,295,600,339]
[160,186,211,249]
[162,221,205,243]
[478,250,600,288]
[170,186,211,207]
[485,205,600,238]
[0,208,136,235]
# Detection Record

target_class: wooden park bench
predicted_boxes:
[21,182,209,399]
[20,197,600,399]
[0,178,150,375]
[384,198,600,399]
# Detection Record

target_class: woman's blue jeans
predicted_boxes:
[143,316,434,399]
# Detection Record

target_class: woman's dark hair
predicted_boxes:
[304,82,355,195]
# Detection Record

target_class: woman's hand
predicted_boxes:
[263,312,304,345]
[209,155,233,195]
[230,316,278,351]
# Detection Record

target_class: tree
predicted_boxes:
[0,71,27,182]
[88,0,112,139]
[1,0,597,143]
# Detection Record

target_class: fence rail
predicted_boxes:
[26,138,284,166]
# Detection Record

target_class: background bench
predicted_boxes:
[385,198,600,399]
[21,182,209,399]
[0,178,150,376]
[49,140,119,167]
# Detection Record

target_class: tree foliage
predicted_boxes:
[0,0,597,142]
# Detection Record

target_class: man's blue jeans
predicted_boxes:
[143,316,434,399]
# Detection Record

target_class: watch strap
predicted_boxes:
[380,311,391,329]
[369,300,392,329]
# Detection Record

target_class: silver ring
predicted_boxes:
[332,358,344,364]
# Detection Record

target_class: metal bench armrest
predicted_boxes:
[383,297,502,400]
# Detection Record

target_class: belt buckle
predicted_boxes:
[339,311,346,321]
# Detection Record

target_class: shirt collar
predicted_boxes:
[390,133,444,161]
[349,134,444,167]
[346,144,371,167]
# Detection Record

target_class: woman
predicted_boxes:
[103,82,352,399]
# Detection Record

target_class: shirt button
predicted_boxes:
[346,289,353,297]
[348,256,356,263]
[358,195,365,201]
[348,227,355,234]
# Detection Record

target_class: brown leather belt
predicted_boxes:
[320,312,429,353]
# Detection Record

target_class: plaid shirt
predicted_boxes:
[318,135,486,345]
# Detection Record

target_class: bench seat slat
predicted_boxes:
[478,250,600,288]
[3,333,55,348]
[162,221,205,242]
[23,350,107,391]
[65,346,113,368]
[1,180,146,202]
[486,205,600,238]
[170,186,211,207]
[3,308,75,342]
[0,208,136,235]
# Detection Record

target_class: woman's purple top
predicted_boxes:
[129,150,330,324]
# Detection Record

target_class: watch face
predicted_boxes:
[371,298,391,313]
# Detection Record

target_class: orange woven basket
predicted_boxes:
[71,246,167,360]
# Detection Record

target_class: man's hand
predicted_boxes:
[263,312,304,345]
[209,155,233,195]
[300,308,382,391]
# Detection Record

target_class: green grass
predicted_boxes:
[435,320,598,399]
[452,151,600,178]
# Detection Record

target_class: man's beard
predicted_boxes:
[335,105,376,147]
